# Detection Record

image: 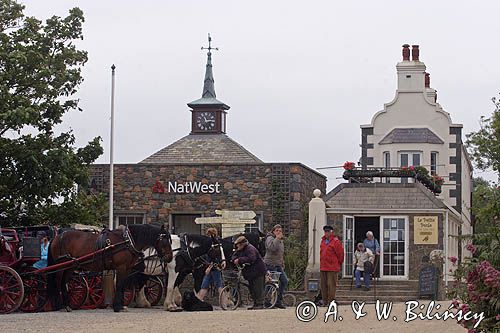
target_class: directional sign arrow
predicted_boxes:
[215,210,256,220]
[195,217,256,225]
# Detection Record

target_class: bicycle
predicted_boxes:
[219,264,278,310]
[266,270,297,308]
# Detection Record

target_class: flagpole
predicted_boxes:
[109,64,116,231]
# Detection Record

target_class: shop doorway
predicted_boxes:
[355,216,380,277]
[172,214,202,235]
[343,216,380,277]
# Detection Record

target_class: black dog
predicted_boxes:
[181,290,213,311]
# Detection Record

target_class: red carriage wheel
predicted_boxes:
[144,276,163,306]
[0,266,24,314]
[19,270,48,313]
[123,287,135,307]
[81,273,105,310]
[67,273,89,310]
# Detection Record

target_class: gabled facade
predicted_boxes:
[359,45,473,258]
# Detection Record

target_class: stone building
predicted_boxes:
[89,41,326,237]
[306,45,473,300]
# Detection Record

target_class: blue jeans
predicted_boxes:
[200,270,223,289]
[266,264,288,305]
[355,269,370,288]
[33,259,47,269]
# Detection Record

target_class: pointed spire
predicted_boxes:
[188,34,229,110]
[201,34,217,99]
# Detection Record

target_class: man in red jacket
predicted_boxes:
[320,225,344,306]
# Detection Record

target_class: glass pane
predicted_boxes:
[412,154,420,166]
[391,266,397,275]
[391,242,397,252]
[384,266,389,275]
[384,254,390,264]
[398,242,405,252]
[397,266,405,275]
[384,242,390,251]
[384,219,390,229]
[119,217,126,225]
[398,219,405,229]
[400,154,408,167]
[398,230,404,241]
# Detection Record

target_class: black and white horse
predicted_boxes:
[136,231,266,311]
[134,233,224,311]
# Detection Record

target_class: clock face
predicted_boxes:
[196,112,216,131]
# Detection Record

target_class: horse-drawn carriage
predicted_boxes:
[0,224,173,314]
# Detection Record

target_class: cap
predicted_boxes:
[323,225,334,232]
[234,235,248,245]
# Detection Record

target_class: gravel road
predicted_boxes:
[0,301,467,333]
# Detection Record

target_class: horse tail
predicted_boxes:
[46,236,59,309]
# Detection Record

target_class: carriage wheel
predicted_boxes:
[0,266,24,314]
[82,273,105,310]
[144,276,163,306]
[219,285,240,310]
[67,273,89,310]
[123,287,135,307]
[19,270,48,313]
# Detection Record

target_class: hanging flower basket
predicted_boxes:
[342,166,443,195]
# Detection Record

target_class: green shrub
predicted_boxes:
[284,235,308,291]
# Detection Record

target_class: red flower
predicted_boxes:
[449,256,458,265]
[343,161,355,170]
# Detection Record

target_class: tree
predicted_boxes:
[446,96,500,333]
[467,95,500,179]
[0,0,104,227]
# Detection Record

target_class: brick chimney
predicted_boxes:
[411,45,419,61]
[402,44,410,61]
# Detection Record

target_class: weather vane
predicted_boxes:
[201,33,219,54]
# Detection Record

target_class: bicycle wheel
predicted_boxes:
[282,293,296,307]
[219,285,240,310]
[263,283,278,309]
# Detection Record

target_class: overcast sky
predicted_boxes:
[21,0,500,190]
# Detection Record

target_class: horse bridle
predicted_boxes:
[179,234,222,268]
[123,226,172,260]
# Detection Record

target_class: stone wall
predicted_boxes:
[89,163,325,237]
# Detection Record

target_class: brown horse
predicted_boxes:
[47,224,173,312]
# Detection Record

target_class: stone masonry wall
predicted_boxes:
[90,163,326,237]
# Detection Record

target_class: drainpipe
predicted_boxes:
[444,210,449,287]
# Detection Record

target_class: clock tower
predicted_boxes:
[188,34,230,134]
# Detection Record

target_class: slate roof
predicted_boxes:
[140,134,263,164]
[379,128,444,144]
[324,183,446,210]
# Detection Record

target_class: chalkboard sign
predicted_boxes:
[419,265,438,299]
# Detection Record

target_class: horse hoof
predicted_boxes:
[114,306,128,312]
[168,307,183,312]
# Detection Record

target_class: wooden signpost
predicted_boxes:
[195,210,256,238]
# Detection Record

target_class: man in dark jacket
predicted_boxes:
[263,224,288,309]
[320,225,344,306]
[232,235,267,310]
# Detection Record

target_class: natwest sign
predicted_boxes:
[167,181,221,194]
